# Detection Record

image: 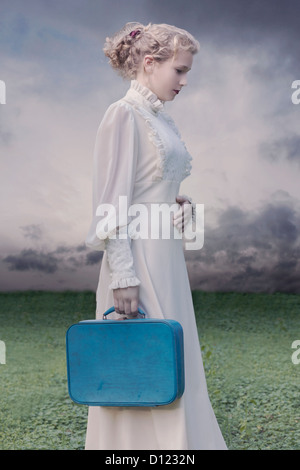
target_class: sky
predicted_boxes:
[1,0,300,293]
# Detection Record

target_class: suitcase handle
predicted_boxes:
[102,306,146,320]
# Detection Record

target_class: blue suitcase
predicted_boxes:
[66,307,185,406]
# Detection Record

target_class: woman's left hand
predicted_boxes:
[173,195,193,233]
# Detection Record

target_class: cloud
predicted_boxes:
[85,251,103,265]
[20,224,43,241]
[2,195,300,293]
[2,243,102,277]
[260,134,300,166]
[7,193,299,292]
[186,193,300,293]
[142,0,300,59]
[3,249,58,274]
[1,0,300,293]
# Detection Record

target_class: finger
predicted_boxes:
[173,207,184,220]
[173,215,184,227]
[174,220,183,230]
[131,299,139,316]
[126,311,138,319]
[173,214,183,223]
[117,299,125,315]
[124,299,132,315]
[114,299,120,313]
[175,205,191,224]
[173,209,182,219]
[174,212,184,222]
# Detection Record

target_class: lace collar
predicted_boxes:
[126,80,164,114]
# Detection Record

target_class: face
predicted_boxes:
[142,49,194,102]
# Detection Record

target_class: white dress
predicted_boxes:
[85,80,227,450]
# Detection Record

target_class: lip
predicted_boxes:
[173,89,180,95]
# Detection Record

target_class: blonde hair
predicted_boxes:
[103,22,200,80]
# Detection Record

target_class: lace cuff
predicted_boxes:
[105,229,141,290]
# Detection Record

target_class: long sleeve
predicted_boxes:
[86,101,139,250]
[105,227,141,290]
[85,101,141,288]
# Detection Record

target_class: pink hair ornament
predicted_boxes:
[129,29,141,38]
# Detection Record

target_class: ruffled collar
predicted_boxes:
[127,80,164,114]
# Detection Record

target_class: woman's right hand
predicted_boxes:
[113,285,140,318]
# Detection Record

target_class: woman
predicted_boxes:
[85,22,227,450]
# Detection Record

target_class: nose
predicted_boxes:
[179,73,188,87]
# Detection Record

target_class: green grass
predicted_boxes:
[0,290,299,450]
[193,291,300,450]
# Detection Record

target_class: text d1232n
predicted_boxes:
[104,453,196,466]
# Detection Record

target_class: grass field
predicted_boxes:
[0,290,299,450]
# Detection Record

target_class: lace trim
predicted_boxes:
[105,232,141,290]
[109,276,141,290]
[133,105,166,181]
[162,112,193,179]
[130,80,164,114]
[125,80,193,182]
[133,105,192,181]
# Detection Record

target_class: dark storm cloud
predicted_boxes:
[3,198,300,292]
[1,0,300,293]
[2,243,102,275]
[143,0,300,40]
[3,249,58,273]
[0,0,149,48]
[3,0,300,51]
[149,0,300,99]
[85,251,103,265]
[76,244,87,252]
[186,195,300,293]
[260,135,300,166]
[52,245,73,254]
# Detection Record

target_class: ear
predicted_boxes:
[143,55,155,73]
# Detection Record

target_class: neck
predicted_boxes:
[135,74,152,92]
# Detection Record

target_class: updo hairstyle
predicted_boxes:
[103,22,200,80]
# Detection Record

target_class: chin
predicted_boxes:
[163,94,175,102]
